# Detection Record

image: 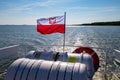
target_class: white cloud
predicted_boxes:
[7,0,70,13]
[66,6,118,12]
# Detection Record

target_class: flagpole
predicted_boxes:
[63,12,66,52]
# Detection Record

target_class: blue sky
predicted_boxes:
[0,0,120,25]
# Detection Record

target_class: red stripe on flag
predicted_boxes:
[37,24,65,34]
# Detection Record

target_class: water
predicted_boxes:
[0,25,120,79]
[0,25,120,59]
[0,25,120,57]
[0,25,120,52]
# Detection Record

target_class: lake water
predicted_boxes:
[0,25,120,53]
[0,25,120,79]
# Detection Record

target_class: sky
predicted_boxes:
[0,0,120,25]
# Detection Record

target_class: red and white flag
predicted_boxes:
[37,15,65,34]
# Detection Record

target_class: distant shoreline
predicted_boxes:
[0,21,120,26]
[68,21,120,26]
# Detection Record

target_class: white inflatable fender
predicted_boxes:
[21,59,36,80]
[36,60,54,80]
[5,58,88,80]
[48,61,60,80]
[5,58,25,80]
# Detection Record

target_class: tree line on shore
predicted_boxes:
[69,21,120,26]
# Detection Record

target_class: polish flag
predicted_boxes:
[37,15,65,34]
